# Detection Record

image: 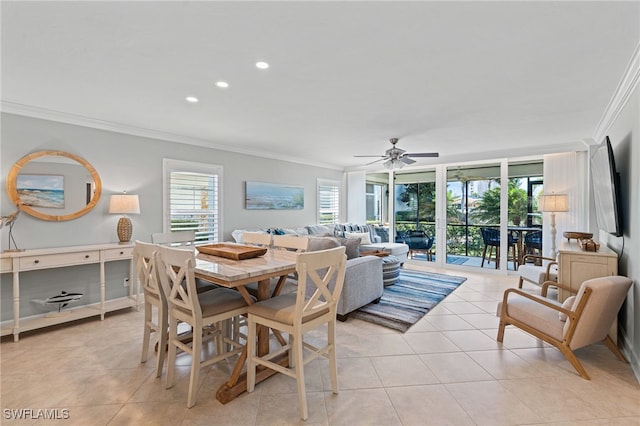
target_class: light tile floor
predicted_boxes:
[2,262,639,425]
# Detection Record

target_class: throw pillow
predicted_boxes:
[337,237,361,259]
[345,231,372,245]
[307,236,340,252]
[558,296,576,321]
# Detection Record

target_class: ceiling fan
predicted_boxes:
[355,138,439,169]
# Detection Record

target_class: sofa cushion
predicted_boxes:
[345,231,372,245]
[306,224,338,236]
[307,236,340,252]
[337,237,361,259]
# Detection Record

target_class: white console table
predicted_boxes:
[1,243,139,342]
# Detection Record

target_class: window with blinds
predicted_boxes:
[163,159,222,244]
[317,179,340,224]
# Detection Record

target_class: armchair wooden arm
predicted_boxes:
[522,254,556,263]
[498,276,632,380]
[541,280,575,297]
[522,254,557,268]
[500,288,574,320]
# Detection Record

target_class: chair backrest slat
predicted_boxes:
[242,232,272,247]
[272,235,309,252]
[156,245,200,317]
[133,240,162,300]
[152,230,196,247]
[295,246,346,323]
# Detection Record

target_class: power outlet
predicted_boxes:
[123,277,130,287]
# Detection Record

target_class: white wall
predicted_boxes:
[597,83,640,379]
[347,171,366,224]
[0,113,344,319]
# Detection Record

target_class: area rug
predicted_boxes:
[350,269,467,332]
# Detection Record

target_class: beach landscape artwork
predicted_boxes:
[246,181,304,210]
[16,174,65,208]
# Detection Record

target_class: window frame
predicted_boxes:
[317,178,341,224]
[162,158,223,244]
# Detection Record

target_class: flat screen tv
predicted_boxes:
[590,136,622,237]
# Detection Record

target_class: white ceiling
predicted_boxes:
[2,1,639,171]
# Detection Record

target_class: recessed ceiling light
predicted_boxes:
[215,81,229,88]
[255,61,269,69]
[185,96,199,103]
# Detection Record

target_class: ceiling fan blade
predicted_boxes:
[365,158,387,166]
[400,156,416,165]
[354,155,386,158]
[406,152,439,158]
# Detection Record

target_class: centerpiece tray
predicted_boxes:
[196,244,267,260]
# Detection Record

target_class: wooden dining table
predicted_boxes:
[194,247,298,404]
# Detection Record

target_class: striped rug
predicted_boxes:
[350,269,467,332]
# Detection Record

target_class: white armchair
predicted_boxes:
[517,254,558,289]
[497,275,633,379]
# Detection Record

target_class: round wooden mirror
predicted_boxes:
[6,150,102,221]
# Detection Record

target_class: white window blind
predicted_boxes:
[318,180,340,224]
[163,159,222,244]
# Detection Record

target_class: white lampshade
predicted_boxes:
[538,194,569,213]
[109,194,140,243]
[109,194,140,215]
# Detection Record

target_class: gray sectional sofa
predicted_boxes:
[231,224,403,319]
[231,223,409,263]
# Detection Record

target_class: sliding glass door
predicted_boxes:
[366,159,544,271]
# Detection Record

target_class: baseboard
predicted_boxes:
[620,331,640,384]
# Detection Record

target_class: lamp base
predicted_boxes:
[116,217,133,243]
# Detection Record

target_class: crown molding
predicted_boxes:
[0,101,344,171]
[593,42,640,143]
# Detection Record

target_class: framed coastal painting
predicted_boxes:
[16,174,65,208]
[245,181,304,210]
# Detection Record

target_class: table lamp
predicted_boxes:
[109,193,140,243]
[538,194,568,258]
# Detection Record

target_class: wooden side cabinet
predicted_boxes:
[1,243,139,342]
[557,239,618,341]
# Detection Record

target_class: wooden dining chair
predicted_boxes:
[155,245,251,408]
[152,230,217,293]
[272,235,310,253]
[243,234,307,299]
[246,246,347,420]
[242,231,272,247]
[151,230,197,247]
[268,235,311,296]
[133,240,167,378]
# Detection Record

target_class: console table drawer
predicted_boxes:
[1,257,13,273]
[102,247,134,261]
[19,251,100,270]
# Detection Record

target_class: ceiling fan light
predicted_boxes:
[383,158,405,170]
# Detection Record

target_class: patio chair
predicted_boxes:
[480,227,517,269]
[404,230,434,261]
[524,229,543,258]
[497,275,633,379]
